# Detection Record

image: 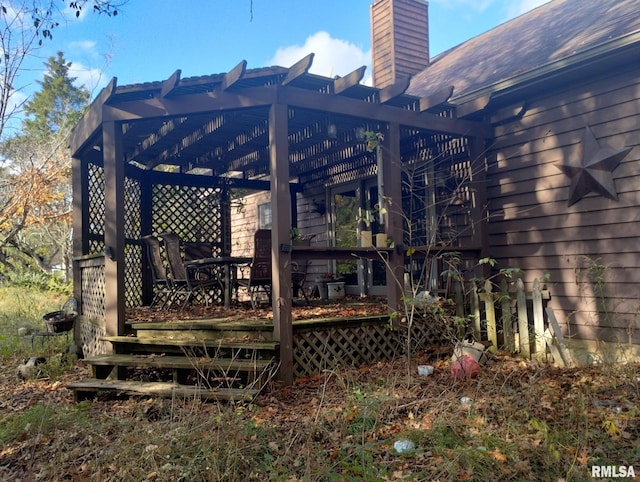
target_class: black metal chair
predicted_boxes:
[240,229,310,308]
[292,260,310,305]
[160,232,219,310]
[141,235,173,308]
[243,229,272,308]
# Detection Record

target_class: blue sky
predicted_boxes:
[19,0,550,103]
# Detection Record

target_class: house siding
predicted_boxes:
[487,63,640,345]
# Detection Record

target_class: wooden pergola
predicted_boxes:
[69,55,492,383]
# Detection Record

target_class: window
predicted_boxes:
[258,202,272,229]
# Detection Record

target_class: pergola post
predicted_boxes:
[103,121,126,343]
[269,101,294,385]
[469,135,490,279]
[71,155,87,344]
[382,122,404,312]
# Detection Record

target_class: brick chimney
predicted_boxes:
[370,0,429,89]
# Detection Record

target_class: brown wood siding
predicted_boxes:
[371,1,394,89]
[371,0,429,88]
[486,63,640,344]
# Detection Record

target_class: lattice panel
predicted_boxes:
[88,240,104,256]
[149,183,229,306]
[81,264,105,321]
[124,243,142,308]
[87,163,105,245]
[124,176,142,308]
[293,322,402,377]
[79,318,108,358]
[124,176,141,239]
[152,184,225,247]
[392,316,451,353]
[292,318,450,377]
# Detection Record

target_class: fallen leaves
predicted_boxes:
[1,342,639,480]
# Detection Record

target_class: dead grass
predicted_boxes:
[1,350,638,481]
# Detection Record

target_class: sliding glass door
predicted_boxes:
[330,180,386,296]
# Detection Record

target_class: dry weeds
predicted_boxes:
[1,348,639,481]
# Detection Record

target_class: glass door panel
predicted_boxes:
[333,189,358,286]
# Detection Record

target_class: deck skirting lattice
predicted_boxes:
[292,317,447,377]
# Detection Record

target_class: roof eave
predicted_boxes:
[450,30,640,107]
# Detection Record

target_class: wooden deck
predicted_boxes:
[70,298,405,402]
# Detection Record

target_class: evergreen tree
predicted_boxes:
[0,52,90,279]
[23,52,90,137]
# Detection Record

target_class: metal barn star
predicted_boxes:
[556,126,632,207]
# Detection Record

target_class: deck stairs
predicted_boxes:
[68,319,278,402]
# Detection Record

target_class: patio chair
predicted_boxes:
[244,229,272,308]
[160,232,219,310]
[183,241,214,261]
[291,260,310,305]
[241,229,311,308]
[141,235,173,308]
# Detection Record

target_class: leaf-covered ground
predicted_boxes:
[125,296,391,324]
[1,343,639,481]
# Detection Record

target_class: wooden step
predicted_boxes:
[68,379,259,402]
[133,329,272,342]
[101,335,279,351]
[128,320,272,332]
[82,354,274,372]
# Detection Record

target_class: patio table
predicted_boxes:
[184,256,252,309]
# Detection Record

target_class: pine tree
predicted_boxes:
[0,52,90,279]
[23,52,90,137]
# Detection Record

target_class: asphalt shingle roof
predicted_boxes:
[407,0,640,102]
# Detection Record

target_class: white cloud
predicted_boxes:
[268,31,371,84]
[69,40,98,53]
[69,61,105,96]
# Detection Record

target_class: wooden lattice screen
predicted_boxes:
[87,163,105,252]
[84,162,233,308]
[77,257,107,357]
[292,316,449,377]
[124,176,142,307]
[150,183,230,305]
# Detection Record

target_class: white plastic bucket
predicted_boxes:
[327,282,345,300]
[315,279,329,299]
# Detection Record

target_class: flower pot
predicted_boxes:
[360,230,372,247]
[327,282,345,300]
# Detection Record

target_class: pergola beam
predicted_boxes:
[160,70,181,98]
[220,60,247,91]
[279,85,493,138]
[100,84,490,138]
[68,77,117,156]
[379,76,411,104]
[281,53,314,86]
[102,87,277,122]
[456,94,492,118]
[333,66,366,95]
[419,85,454,112]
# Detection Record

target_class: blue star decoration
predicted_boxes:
[555,126,632,207]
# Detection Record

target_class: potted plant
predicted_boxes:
[291,227,313,246]
[357,210,373,247]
